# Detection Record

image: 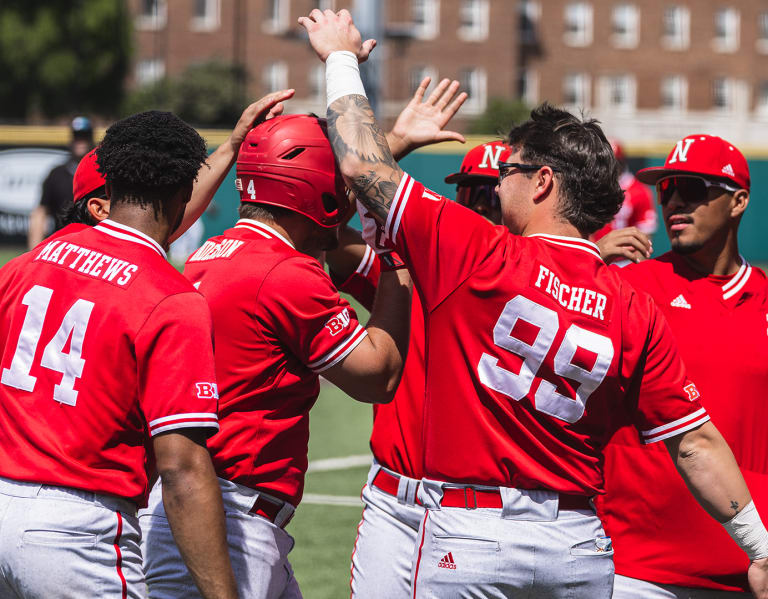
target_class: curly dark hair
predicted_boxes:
[506,103,624,235]
[95,111,207,214]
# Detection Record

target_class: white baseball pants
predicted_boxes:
[140,478,301,599]
[613,574,746,598]
[0,476,144,598]
[412,480,615,598]
[350,462,425,598]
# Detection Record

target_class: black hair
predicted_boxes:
[238,202,294,222]
[95,110,207,215]
[60,194,104,228]
[507,103,624,235]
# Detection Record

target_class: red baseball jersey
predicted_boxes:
[598,253,768,591]
[184,219,367,506]
[0,220,219,505]
[385,173,707,495]
[593,172,657,240]
[333,247,426,479]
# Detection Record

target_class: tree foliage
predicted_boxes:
[469,98,532,136]
[0,1,132,120]
[124,62,247,128]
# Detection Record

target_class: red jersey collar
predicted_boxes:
[233,219,296,250]
[94,219,166,259]
[528,233,602,260]
[719,256,752,300]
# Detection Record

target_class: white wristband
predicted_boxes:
[326,51,367,108]
[722,501,768,561]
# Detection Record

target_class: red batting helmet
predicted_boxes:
[235,115,348,228]
[444,141,512,185]
[73,148,106,203]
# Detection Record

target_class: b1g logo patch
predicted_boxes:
[196,382,219,400]
[325,308,351,336]
[684,383,700,402]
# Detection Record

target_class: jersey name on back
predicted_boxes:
[35,239,138,287]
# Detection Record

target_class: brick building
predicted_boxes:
[129,0,768,145]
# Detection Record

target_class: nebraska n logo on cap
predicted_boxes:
[478,144,505,170]
[668,138,695,164]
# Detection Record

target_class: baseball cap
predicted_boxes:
[445,141,512,184]
[73,148,106,203]
[71,116,93,141]
[637,134,750,190]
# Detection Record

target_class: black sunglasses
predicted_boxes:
[656,176,739,206]
[456,183,500,211]
[498,161,561,182]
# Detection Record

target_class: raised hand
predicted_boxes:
[228,89,296,155]
[387,77,468,160]
[596,226,652,264]
[298,9,376,63]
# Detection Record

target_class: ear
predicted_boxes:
[531,166,556,204]
[730,189,749,219]
[86,197,110,222]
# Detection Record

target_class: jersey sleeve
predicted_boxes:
[385,172,505,311]
[261,257,368,373]
[135,292,220,437]
[330,245,381,312]
[625,292,709,443]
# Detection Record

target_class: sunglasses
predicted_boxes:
[456,183,500,211]
[498,161,561,183]
[656,176,740,206]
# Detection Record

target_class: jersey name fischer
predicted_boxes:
[533,263,608,321]
[35,239,138,287]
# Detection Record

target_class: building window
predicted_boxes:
[599,74,636,111]
[458,0,489,41]
[412,0,440,40]
[662,5,690,50]
[136,59,166,85]
[756,81,768,115]
[136,0,167,30]
[758,13,768,53]
[264,0,290,34]
[459,68,487,114]
[564,2,593,47]
[263,62,288,93]
[660,75,687,110]
[563,72,591,107]
[410,65,438,95]
[713,8,739,52]
[520,0,541,44]
[520,68,539,106]
[308,65,325,103]
[191,0,220,31]
[612,3,639,48]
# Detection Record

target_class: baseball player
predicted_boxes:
[300,9,768,598]
[599,135,768,598]
[140,113,413,599]
[0,111,238,598]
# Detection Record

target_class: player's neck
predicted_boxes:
[520,212,586,241]
[248,216,301,248]
[107,206,174,250]
[679,230,741,276]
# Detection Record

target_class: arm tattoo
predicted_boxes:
[731,500,740,514]
[327,95,404,223]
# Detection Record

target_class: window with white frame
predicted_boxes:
[712,77,732,110]
[459,67,487,114]
[599,74,636,111]
[660,75,687,110]
[191,0,220,31]
[756,81,768,115]
[412,0,440,39]
[564,3,593,47]
[263,62,288,93]
[264,0,290,34]
[612,3,639,48]
[713,8,739,52]
[136,59,166,85]
[458,0,489,41]
[136,0,167,30]
[520,68,539,106]
[520,0,541,44]
[662,5,690,50]
[308,65,325,103]
[410,65,438,96]
[563,72,591,107]
[758,13,768,53]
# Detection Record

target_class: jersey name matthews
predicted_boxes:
[35,239,138,287]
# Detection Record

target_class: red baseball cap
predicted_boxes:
[444,141,512,184]
[637,134,750,190]
[72,148,106,203]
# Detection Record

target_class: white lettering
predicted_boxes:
[479,144,504,169]
[668,138,695,164]
[566,286,585,312]
[68,247,91,269]
[57,243,77,265]
[88,254,113,277]
[593,294,607,320]
[78,250,102,274]
[117,265,137,286]
[535,265,549,289]
[559,283,570,307]
[103,258,127,281]
[36,240,61,262]
[582,289,596,316]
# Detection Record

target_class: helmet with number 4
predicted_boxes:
[235,114,348,228]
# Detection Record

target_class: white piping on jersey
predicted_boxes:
[234,219,295,249]
[642,413,711,444]
[356,245,375,277]
[95,219,167,259]
[386,173,414,243]
[151,420,220,436]
[528,234,602,260]
[307,324,368,372]
[641,407,707,442]
[721,256,752,300]
[148,412,219,436]
[148,412,219,427]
